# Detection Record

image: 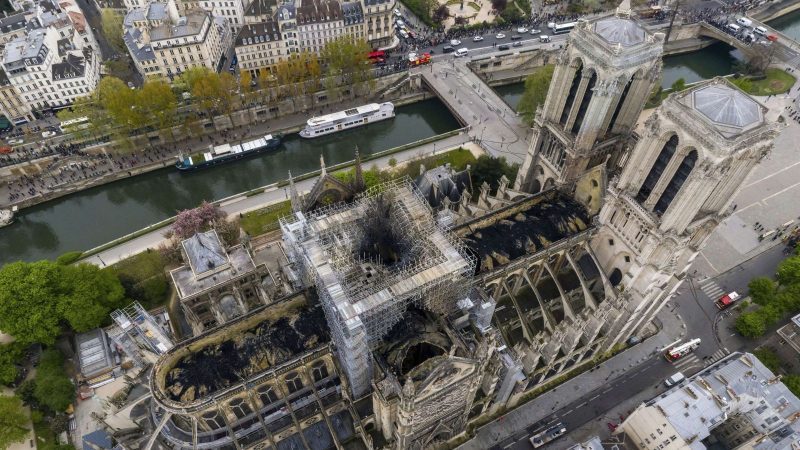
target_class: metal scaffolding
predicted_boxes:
[107,302,174,367]
[281,178,476,397]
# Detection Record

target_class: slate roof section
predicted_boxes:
[235,21,281,46]
[297,0,342,24]
[181,230,228,277]
[414,165,471,209]
[0,13,27,35]
[244,0,278,18]
[593,17,646,47]
[341,1,363,25]
[52,52,86,79]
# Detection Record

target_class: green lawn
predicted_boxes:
[733,68,796,96]
[240,201,293,236]
[106,250,171,309]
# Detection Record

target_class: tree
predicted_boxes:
[753,347,782,373]
[735,311,767,338]
[137,78,178,140]
[0,343,24,385]
[670,77,686,92]
[783,374,800,397]
[749,277,777,306]
[240,70,253,102]
[518,65,554,123]
[777,255,800,286]
[321,37,373,95]
[100,9,125,53]
[0,261,126,344]
[171,201,226,240]
[471,155,518,195]
[0,261,66,345]
[491,0,507,11]
[0,395,29,448]
[34,349,74,413]
[433,5,450,23]
[58,264,125,332]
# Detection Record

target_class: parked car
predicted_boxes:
[664,372,685,387]
[513,41,522,47]
[454,47,469,57]
[530,28,541,34]
[472,35,484,42]
[450,39,461,46]
[510,34,522,40]
[496,33,506,39]
[41,130,56,138]
[498,44,510,50]
[442,45,455,53]
[517,26,528,33]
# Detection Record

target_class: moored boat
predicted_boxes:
[176,134,281,171]
[299,102,395,138]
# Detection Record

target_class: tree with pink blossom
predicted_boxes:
[170,201,226,240]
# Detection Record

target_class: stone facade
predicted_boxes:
[516,7,663,192]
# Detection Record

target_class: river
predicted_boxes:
[495,43,743,111]
[768,8,800,41]
[0,99,460,264]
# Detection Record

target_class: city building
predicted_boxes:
[186,0,246,33]
[123,0,231,80]
[0,68,34,123]
[616,352,800,450]
[234,0,391,77]
[106,301,174,367]
[777,313,800,355]
[75,328,118,388]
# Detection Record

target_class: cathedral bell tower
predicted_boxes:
[593,78,780,344]
[515,2,664,192]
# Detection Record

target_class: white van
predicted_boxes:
[737,17,753,28]
[727,23,741,33]
[755,25,768,35]
[539,35,551,43]
[454,47,469,57]
[664,372,685,387]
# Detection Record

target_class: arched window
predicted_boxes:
[229,398,252,420]
[312,362,329,382]
[258,385,279,405]
[636,135,679,204]
[202,411,225,430]
[285,372,303,394]
[605,76,634,135]
[559,62,583,125]
[571,71,598,135]
[654,150,698,215]
[609,268,623,286]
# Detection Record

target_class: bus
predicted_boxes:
[715,291,741,310]
[664,339,701,362]
[59,116,90,133]
[548,22,576,34]
[368,50,386,64]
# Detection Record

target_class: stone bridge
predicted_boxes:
[412,48,537,164]
[695,21,763,59]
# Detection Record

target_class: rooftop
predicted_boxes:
[52,52,86,80]
[156,293,330,404]
[689,83,763,137]
[3,28,48,66]
[235,21,281,46]
[75,328,115,379]
[593,17,646,47]
[297,0,342,25]
[170,231,257,299]
[457,192,591,273]
[623,353,800,450]
[150,9,210,42]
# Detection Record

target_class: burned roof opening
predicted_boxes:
[162,296,329,403]
[460,193,591,273]
[377,308,451,381]
[357,194,408,268]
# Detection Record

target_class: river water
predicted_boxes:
[768,9,800,41]
[0,99,460,264]
[0,37,780,264]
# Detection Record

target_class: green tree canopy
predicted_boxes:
[749,277,777,306]
[100,9,125,53]
[753,348,781,373]
[777,255,800,286]
[0,342,25,385]
[34,349,74,413]
[518,65,555,123]
[670,77,686,92]
[0,261,126,344]
[471,155,518,195]
[0,395,29,448]
[735,311,767,338]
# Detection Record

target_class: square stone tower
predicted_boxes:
[593,78,780,344]
[515,4,664,193]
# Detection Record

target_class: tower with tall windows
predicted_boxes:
[592,77,780,344]
[515,3,664,192]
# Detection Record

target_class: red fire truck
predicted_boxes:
[715,291,741,310]
[664,339,701,362]
[408,52,431,66]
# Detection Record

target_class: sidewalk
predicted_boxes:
[458,306,686,450]
[83,132,475,267]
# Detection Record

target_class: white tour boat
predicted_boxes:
[299,102,395,138]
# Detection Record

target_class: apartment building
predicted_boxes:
[234,20,287,77]
[124,0,231,79]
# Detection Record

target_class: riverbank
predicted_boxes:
[79,134,480,267]
[0,88,437,212]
